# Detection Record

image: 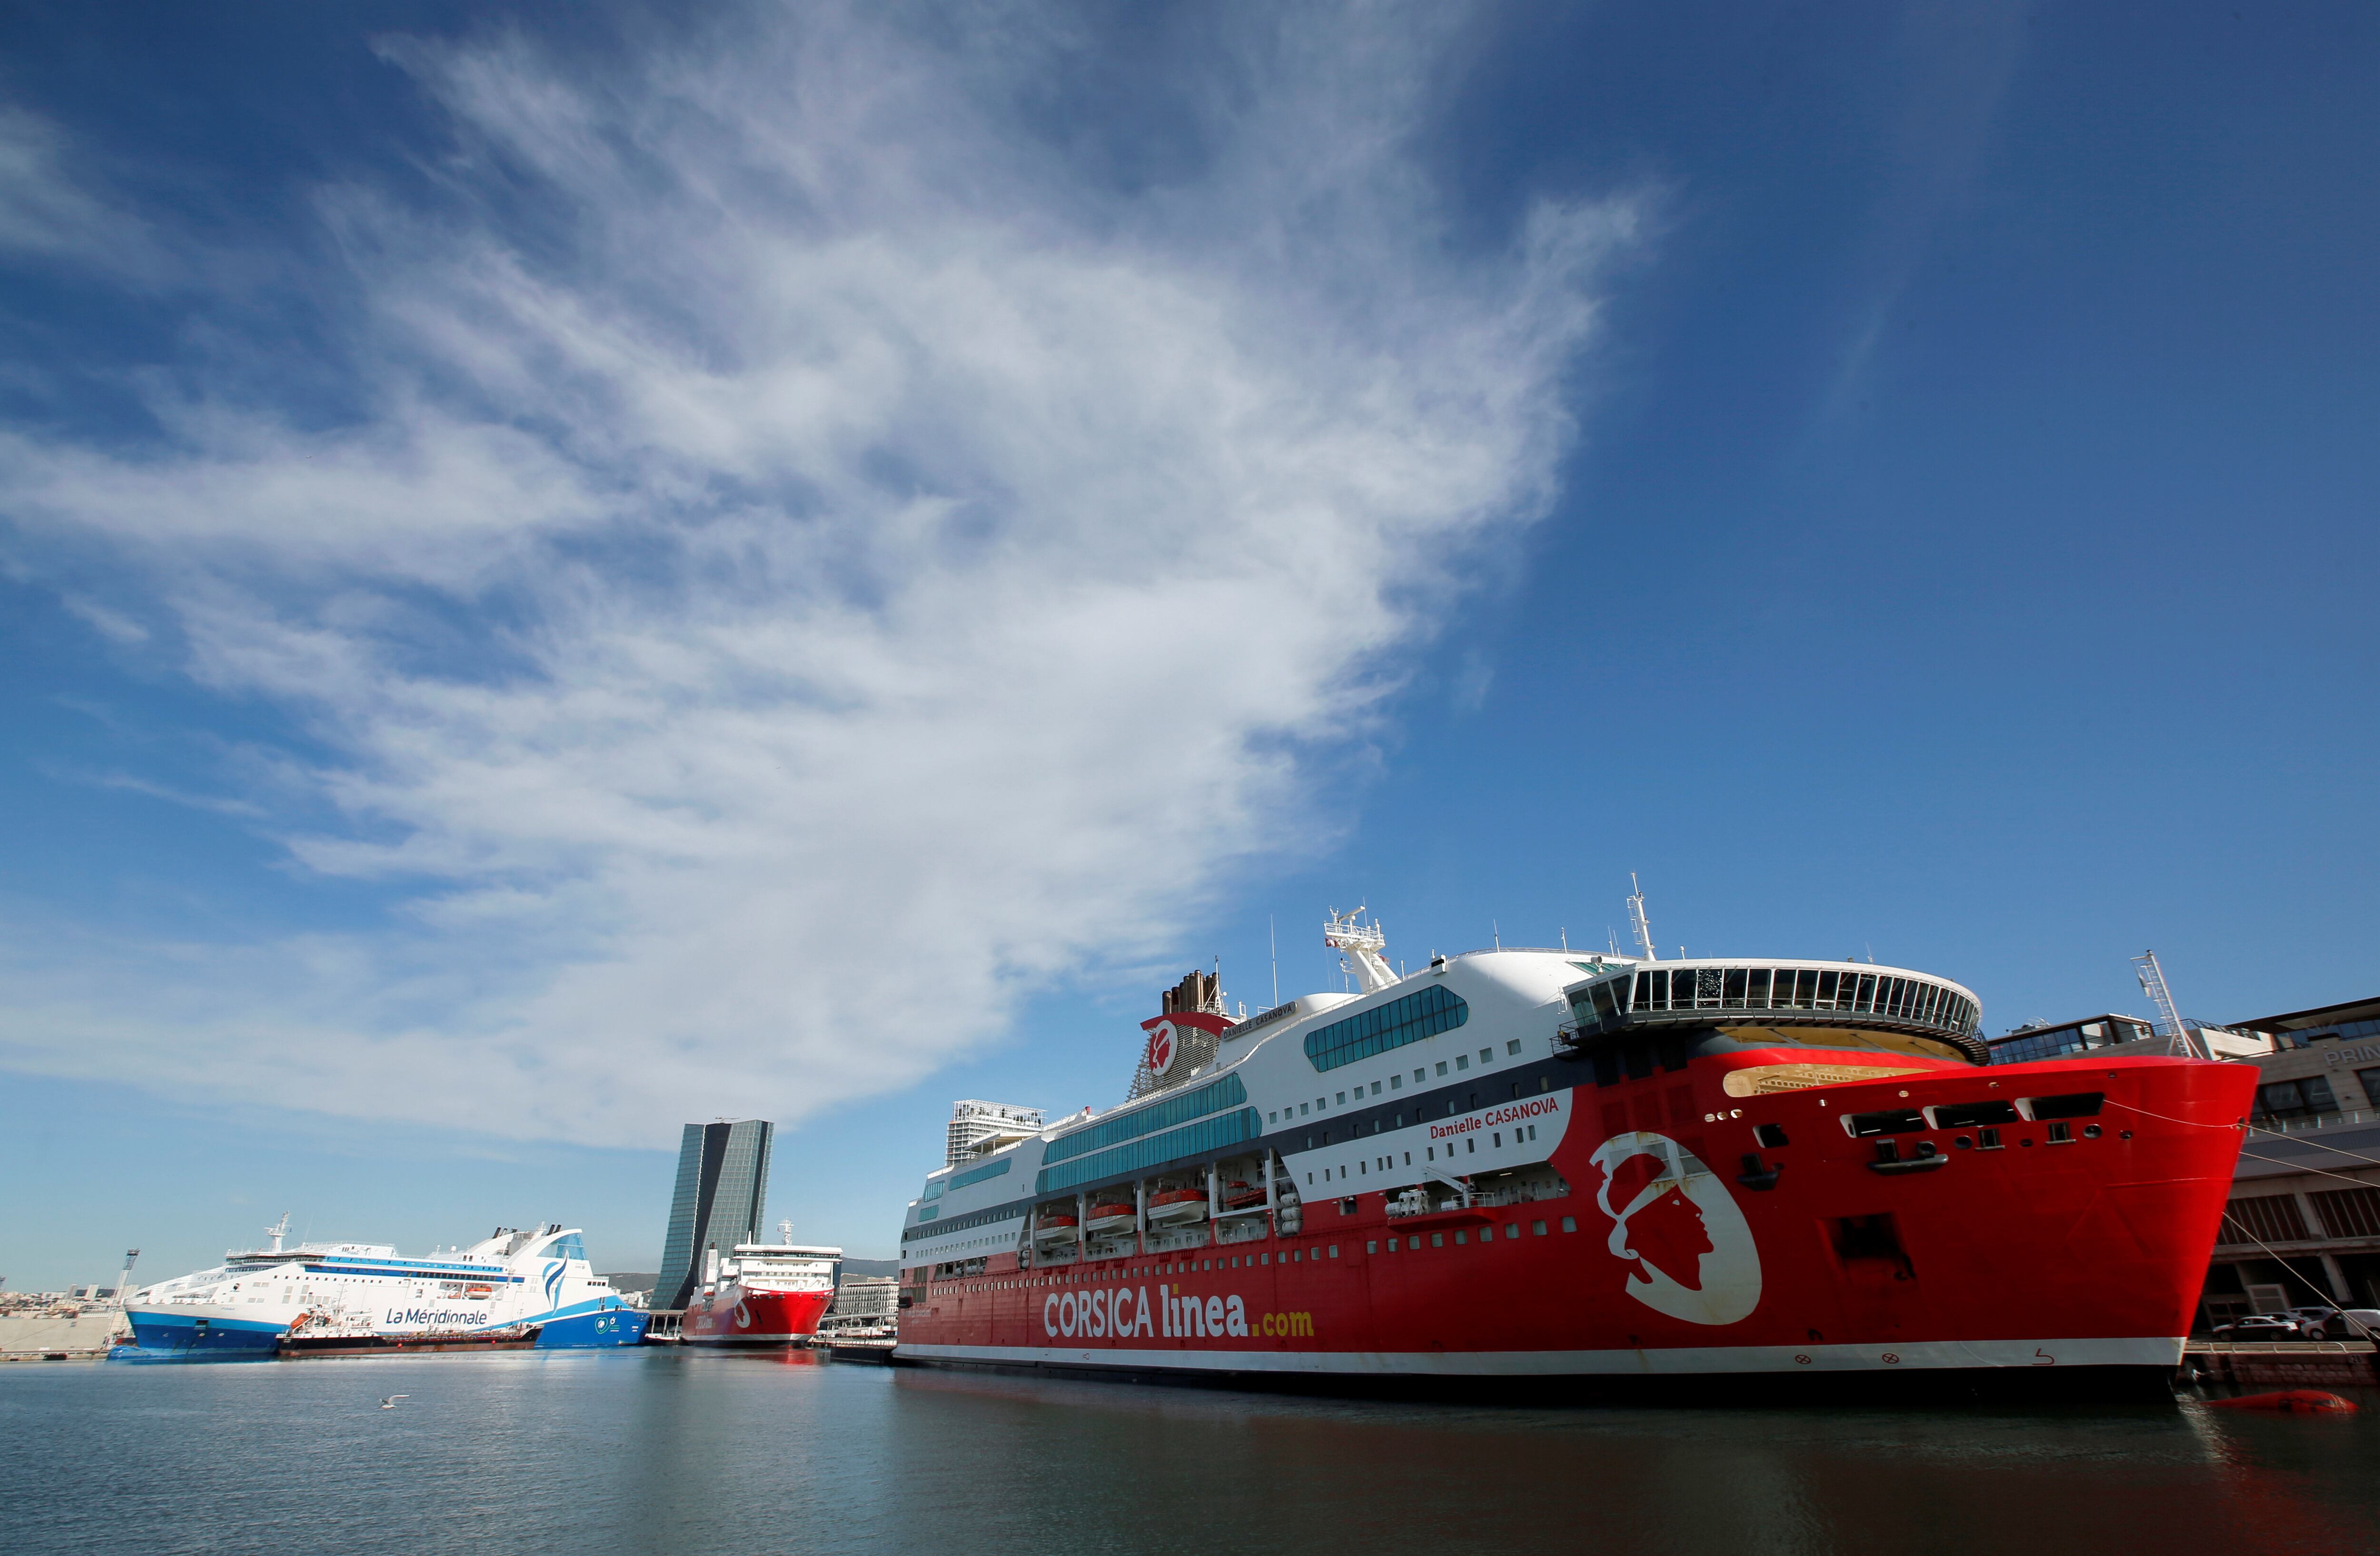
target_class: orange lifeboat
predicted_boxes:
[1031,1211,1080,1244]
[1222,1181,1266,1210]
[1084,1202,1137,1236]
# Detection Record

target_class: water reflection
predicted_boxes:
[0,1354,2370,1556]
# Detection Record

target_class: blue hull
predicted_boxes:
[120,1309,284,1361]
[535,1307,648,1348]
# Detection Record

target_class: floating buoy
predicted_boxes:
[2207,1390,2358,1413]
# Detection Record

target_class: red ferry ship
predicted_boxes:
[681,1229,842,1347]
[895,906,2252,1398]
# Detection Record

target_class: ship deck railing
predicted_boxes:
[2184,1339,2376,1354]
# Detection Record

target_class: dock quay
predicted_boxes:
[2185,1339,2378,1388]
[1,1308,129,1362]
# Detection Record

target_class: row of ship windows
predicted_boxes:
[928,1247,1345,1294]
[1372,1219,1570,1253]
[923,1220,1566,1297]
[1305,1124,1541,1187]
[1269,1042,1520,1123]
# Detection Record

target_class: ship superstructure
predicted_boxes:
[120,1218,645,1357]
[893,904,2252,1396]
[681,1221,844,1346]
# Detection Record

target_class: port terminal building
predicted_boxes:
[2200,995,2380,1323]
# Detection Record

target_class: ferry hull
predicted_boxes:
[534,1305,650,1348]
[681,1284,835,1346]
[896,1054,2252,1399]
[122,1306,286,1359]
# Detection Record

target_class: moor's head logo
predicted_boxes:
[1588,1132,1761,1327]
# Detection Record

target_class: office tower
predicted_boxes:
[655,1119,773,1311]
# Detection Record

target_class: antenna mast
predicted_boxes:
[1269,917,1279,1009]
[1626,874,1657,963]
[2132,950,2201,1059]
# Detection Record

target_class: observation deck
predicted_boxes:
[1558,958,1987,1065]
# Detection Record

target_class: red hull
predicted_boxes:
[897,1052,2252,1385]
[681,1282,834,1346]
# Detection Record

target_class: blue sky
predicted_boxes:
[2,2,2374,1287]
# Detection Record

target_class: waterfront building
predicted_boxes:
[1987,1013,2271,1066]
[656,1120,774,1312]
[947,1100,1044,1167]
[2197,995,2380,1324]
[830,1276,898,1320]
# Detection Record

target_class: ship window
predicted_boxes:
[1533,1220,1547,1236]
[1479,1048,1493,1065]
[1269,1112,1277,1123]
[1299,1103,1309,1116]
[1367,1241,1378,1254]
[1561,1217,1577,1232]
[1506,1224,1520,1239]
[1337,1091,1347,1105]
[1303,986,1471,1072]
[1431,1233,1444,1247]
[1390,1074,1403,1090]
[1414,1068,1426,1084]
[1329,1246,1339,1258]
[1456,1055,1469,1071]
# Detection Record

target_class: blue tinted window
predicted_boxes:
[541,1234,587,1263]
[1303,986,1469,1072]
[948,1157,1012,1190]
[1036,1108,1263,1194]
[1041,1075,1250,1165]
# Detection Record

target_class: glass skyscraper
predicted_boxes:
[655,1118,774,1311]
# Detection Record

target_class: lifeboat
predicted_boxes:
[1031,1212,1081,1245]
[1084,1202,1137,1236]
[1147,1187,1209,1226]
[1222,1181,1266,1210]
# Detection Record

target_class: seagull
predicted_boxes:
[379,1395,408,1409]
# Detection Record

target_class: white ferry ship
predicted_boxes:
[120,1217,646,1358]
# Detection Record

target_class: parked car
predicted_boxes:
[2211,1313,2304,1339]
[2303,1308,2380,1340]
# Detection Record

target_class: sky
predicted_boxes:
[1,1,2373,1288]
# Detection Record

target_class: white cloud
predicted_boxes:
[0,106,170,281]
[0,4,1634,1145]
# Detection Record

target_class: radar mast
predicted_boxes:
[1324,906,1396,994]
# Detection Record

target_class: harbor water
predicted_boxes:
[3,1354,2376,1555]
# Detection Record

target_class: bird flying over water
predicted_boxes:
[379,1395,408,1409]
